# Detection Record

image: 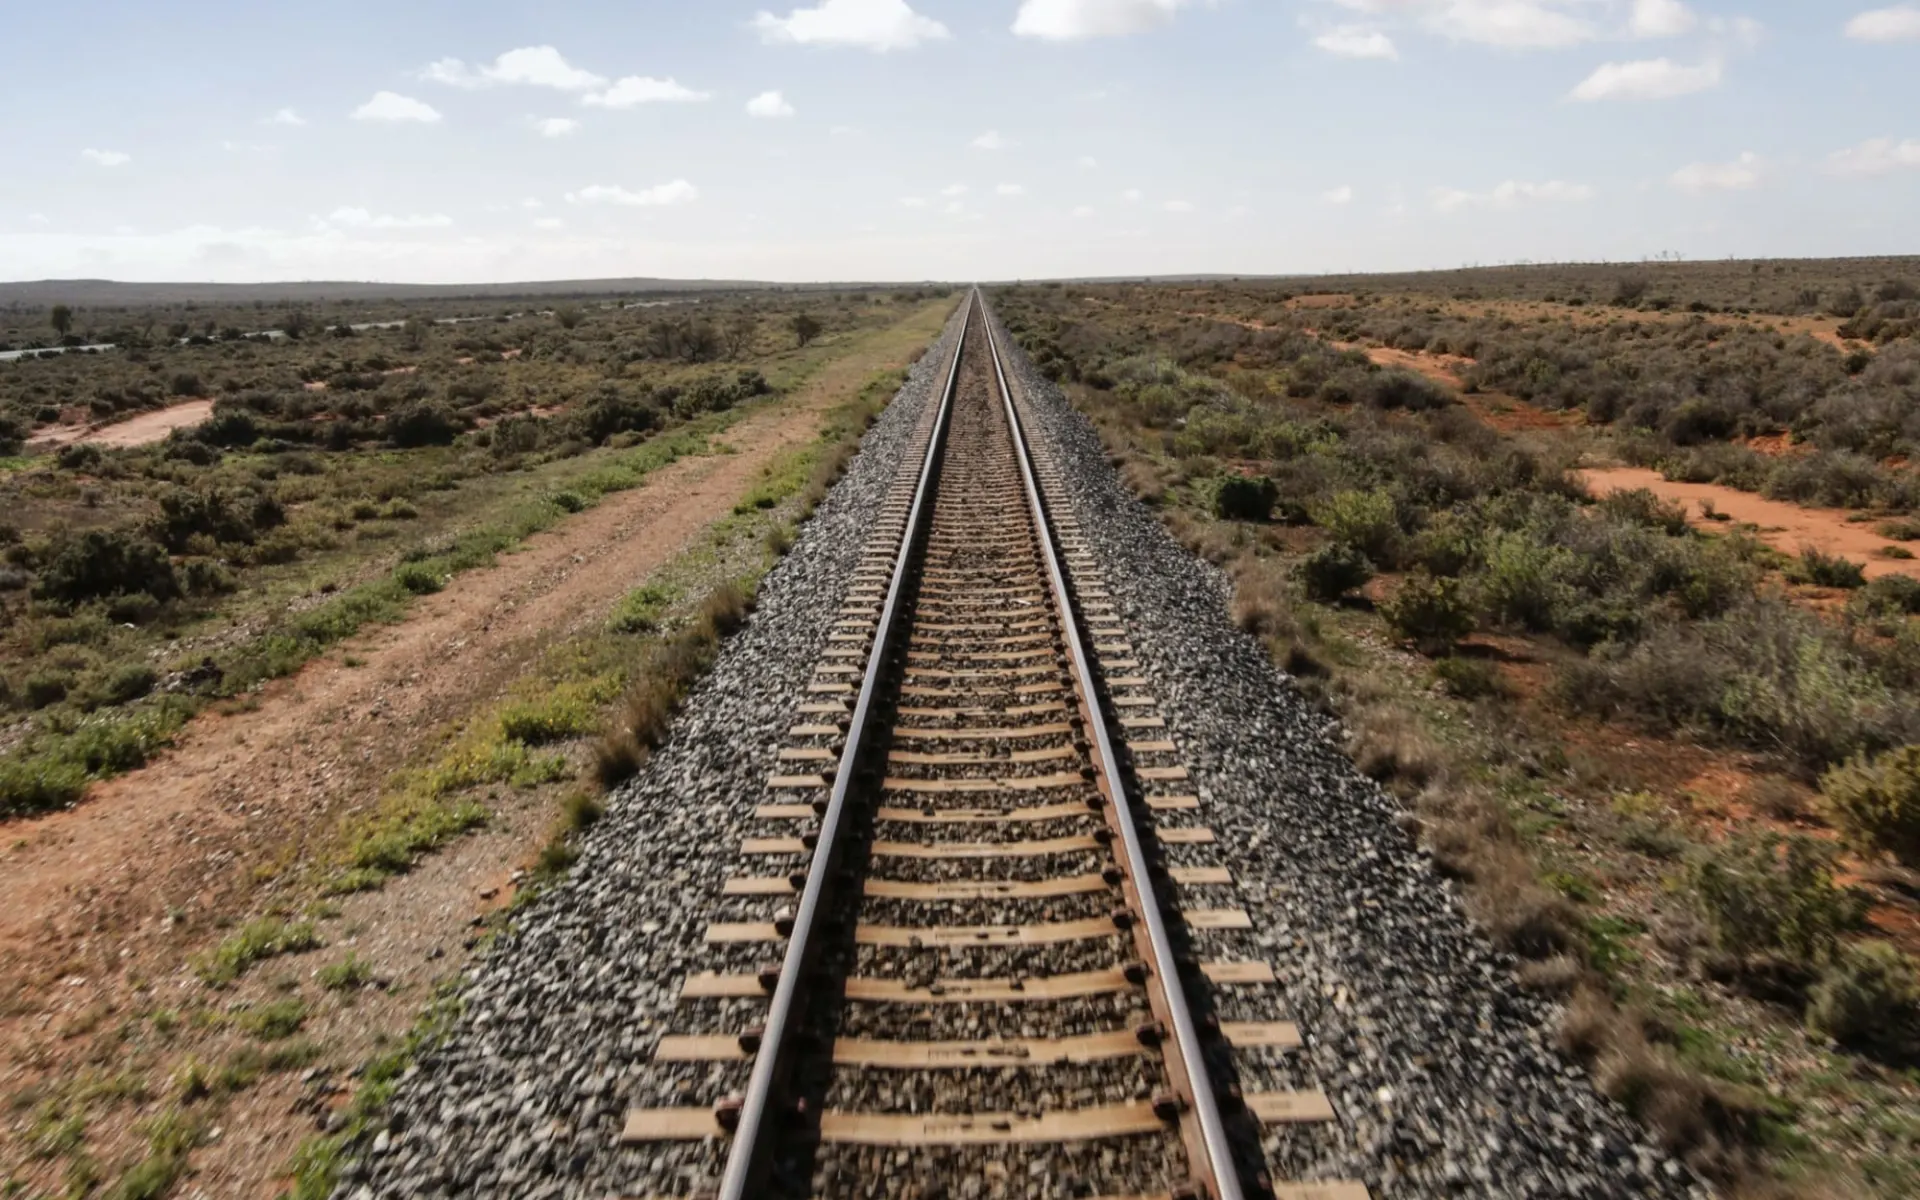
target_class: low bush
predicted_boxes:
[608,583,677,634]
[1597,487,1690,537]
[1805,940,1920,1053]
[80,663,158,710]
[196,918,322,986]
[1820,744,1920,867]
[1312,488,1401,565]
[35,529,180,607]
[1787,547,1866,589]
[392,562,444,595]
[1690,833,1864,966]
[1382,571,1476,654]
[1434,655,1505,699]
[1297,543,1373,602]
[386,401,461,448]
[1213,475,1277,522]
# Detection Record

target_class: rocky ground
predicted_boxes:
[337,301,1703,1199]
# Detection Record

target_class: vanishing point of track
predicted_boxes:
[621,292,1367,1200]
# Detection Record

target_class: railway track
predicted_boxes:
[621,292,1366,1200]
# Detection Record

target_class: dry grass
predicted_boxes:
[1560,985,1773,1182]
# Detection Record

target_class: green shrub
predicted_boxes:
[23,672,71,709]
[1820,745,1920,867]
[1434,655,1505,700]
[318,954,374,992]
[608,583,677,634]
[182,557,238,596]
[1690,834,1864,965]
[1480,530,1574,632]
[1787,547,1866,589]
[237,999,308,1041]
[1382,571,1476,654]
[35,529,180,607]
[1311,488,1400,565]
[83,663,158,710]
[196,919,322,986]
[1596,487,1689,536]
[1213,475,1277,522]
[1805,941,1919,1052]
[151,486,257,550]
[1298,543,1373,602]
[387,402,461,448]
[392,562,444,595]
[1858,574,1920,617]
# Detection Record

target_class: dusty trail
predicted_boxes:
[1579,466,1920,581]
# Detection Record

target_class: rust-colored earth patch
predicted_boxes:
[1578,466,1920,581]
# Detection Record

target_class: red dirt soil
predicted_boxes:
[1578,466,1920,581]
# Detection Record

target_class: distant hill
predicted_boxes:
[0,277,914,307]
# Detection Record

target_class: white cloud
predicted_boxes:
[1077,155,1099,168]
[971,130,1009,150]
[583,77,710,107]
[752,0,950,51]
[1569,57,1721,101]
[1072,205,1096,217]
[1670,151,1762,193]
[1011,0,1207,41]
[81,148,131,167]
[1315,25,1398,58]
[327,207,453,229]
[1826,137,1920,176]
[565,180,700,206]
[1121,188,1143,202]
[1324,185,1355,204]
[900,196,929,207]
[29,213,50,225]
[1432,179,1593,211]
[264,108,306,127]
[352,91,442,123]
[1421,0,1596,48]
[533,117,580,138]
[1163,199,1194,212]
[746,90,796,117]
[1845,5,1920,40]
[996,183,1026,196]
[1629,0,1696,37]
[533,217,566,230]
[421,46,607,91]
[522,198,544,209]
[941,183,969,196]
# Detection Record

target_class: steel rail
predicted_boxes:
[980,296,1247,1200]
[713,291,973,1200]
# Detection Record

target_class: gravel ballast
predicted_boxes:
[987,304,1705,1200]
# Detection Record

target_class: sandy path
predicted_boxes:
[25,399,215,450]
[1579,466,1920,581]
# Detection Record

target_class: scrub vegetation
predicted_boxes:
[0,286,945,818]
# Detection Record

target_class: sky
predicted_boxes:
[0,0,1915,285]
